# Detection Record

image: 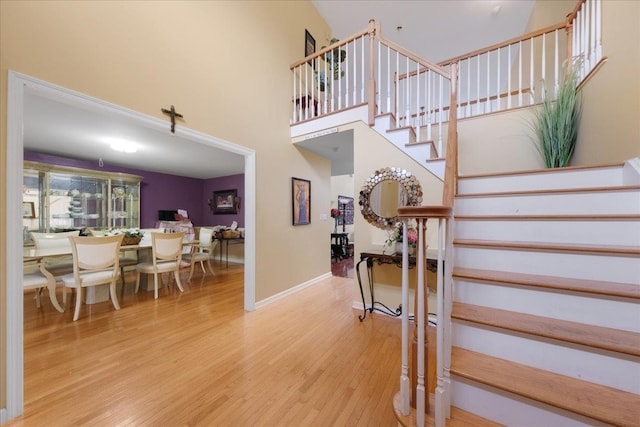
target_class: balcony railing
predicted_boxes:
[290,0,603,149]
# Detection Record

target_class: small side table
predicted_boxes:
[356,252,439,321]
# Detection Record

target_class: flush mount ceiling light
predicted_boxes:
[107,138,138,153]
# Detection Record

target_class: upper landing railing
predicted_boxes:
[290,20,453,156]
[290,0,603,158]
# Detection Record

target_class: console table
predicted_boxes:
[356,251,439,321]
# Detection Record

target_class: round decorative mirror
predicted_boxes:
[359,167,423,229]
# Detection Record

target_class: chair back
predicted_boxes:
[140,228,165,245]
[151,232,185,264]
[31,230,80,249]
[69,235,124,273]
[199,227,214,248]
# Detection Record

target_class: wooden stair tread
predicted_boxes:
[451,347,640,427]
[453,238,640,256]
[405,140,435,147]
[392,392,504,427]
[458,162,626,180]
[452,302,640,356]
[455,184,640,198]
[452,267,640,299]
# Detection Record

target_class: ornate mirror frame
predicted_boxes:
[358,167,423,230]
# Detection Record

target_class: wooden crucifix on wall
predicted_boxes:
[161,105,184,134]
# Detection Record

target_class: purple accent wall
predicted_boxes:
[24,151,244,228]
[202,174,244,227]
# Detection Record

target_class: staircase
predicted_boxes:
[371,112,445,180]
[448,160,640,426]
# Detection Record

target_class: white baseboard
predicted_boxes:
[255,272,332,309]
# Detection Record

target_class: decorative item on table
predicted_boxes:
[330,208,342,233]
[106,227,144,245]
[385,221,418,256]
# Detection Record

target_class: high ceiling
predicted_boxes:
[23,2,535,179]
[312,0,536,63]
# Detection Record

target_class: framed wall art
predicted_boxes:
[292,177,311,225]
[22,201,35,218]
[337,195,354,226]
[305,29,315,68]
[212,189,238,214]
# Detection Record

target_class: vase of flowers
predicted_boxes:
[386,221,418,255]
[330,208,342,233]
[106,228,144,245]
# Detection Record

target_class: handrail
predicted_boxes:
[437,22,567,67]
[377,34,450,79]
[289,26,374,70]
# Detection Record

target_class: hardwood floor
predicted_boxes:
[10,261,406,426]
[331,256,354,279]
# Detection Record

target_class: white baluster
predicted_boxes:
[427,71,432,143]
[438,74,443,154]
[416,61,420,136]
[435,217,446,427]
[541,33,546,100]
[405,56,410,128]
[292,66,296,123]
[518,41,523,107]
[416,217,426,427]
[496,47,501,111]
[395,50,400,128]
[361,35,365,104]
[386,45,391,114]
[345,41,350,108]
[400,219,410,415]
[530,37,535,104]
[595,0,602,61]
[554,29,559,96]
[486,50,491,113]
[507,45,512,109]
[466,58,471,118]
[476,54,480,116]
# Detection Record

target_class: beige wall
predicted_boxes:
[0,0,331,410]
[524,0,640,165]
[573,0,640,164]
[349,121,444,304]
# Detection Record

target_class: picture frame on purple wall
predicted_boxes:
[211,189,238,214]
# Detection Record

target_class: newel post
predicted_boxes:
[367,19,377,126]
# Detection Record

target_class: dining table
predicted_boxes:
[23,237,198,305]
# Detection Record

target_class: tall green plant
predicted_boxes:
[535,59,582,168]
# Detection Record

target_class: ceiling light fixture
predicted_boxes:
[107,138,138,153]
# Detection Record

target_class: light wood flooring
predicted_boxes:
[10,261,406,426]
[11,261,494,426]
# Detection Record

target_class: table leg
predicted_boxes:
[355,257,369,321]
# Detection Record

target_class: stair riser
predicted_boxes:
[455,190,640,215]
[452,323,640,393]
[453,279,640,332]
[454,246,640,284]
[458,167,624,194]
[450,379,610,427]
[454,219,640,246]
[403,143,433,163]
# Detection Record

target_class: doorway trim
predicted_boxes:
[4,70,256,419]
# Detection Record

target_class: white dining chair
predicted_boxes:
[30,230,80,276]
[60,234,124,321]
[23,261,64,313]
[134,232,185,299]
[182,227,218,282]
